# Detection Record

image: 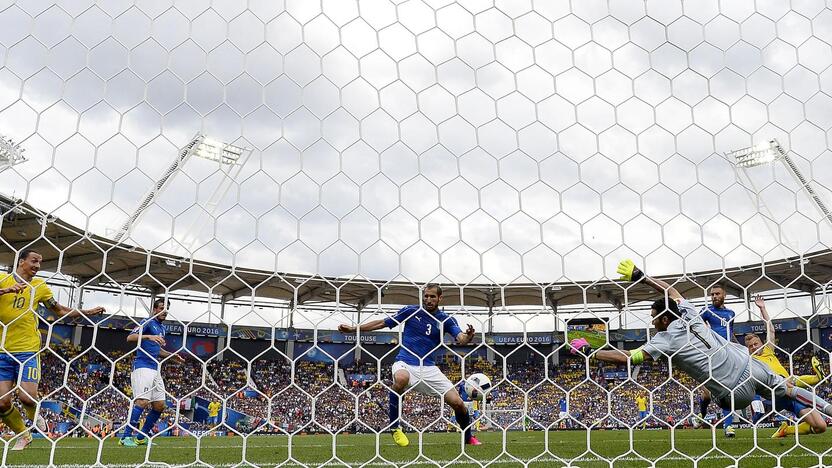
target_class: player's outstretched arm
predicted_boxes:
[570,338,653,365]
[617,259,683,302]
[338,319,387,333]
[754,295,775,347]
[48,301,105,319]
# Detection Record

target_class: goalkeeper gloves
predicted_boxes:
[617,259,644,282]
[569,337,591,355]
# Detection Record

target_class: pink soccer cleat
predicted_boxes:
[466,436,482,446]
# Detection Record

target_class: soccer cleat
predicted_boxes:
[724,425,736,438]
[812,356,826,380]
[691,416,703,429]
[391,428,409,447]
[466,436,482,446]
[134,436,147,445]
[119,437,138,447]
[11,433,32,451]
[771,422,789,439]
[34,414,47,433]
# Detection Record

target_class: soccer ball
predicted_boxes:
[464,373,492,400]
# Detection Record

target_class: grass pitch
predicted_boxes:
[3,429,831,467]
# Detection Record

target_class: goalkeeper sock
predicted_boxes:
[0,407,27,435]
[722,409,733,429]
[454,408,472,442]
[388,391,400,430]
[786,386,832,417]
[22,402,35,421]
[137,409,162,440]
[123,405,144,438]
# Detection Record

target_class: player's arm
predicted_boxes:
[754,294,775,347]
[126,326,165,345]
[0,282,26,295]
[594,348,654,365]
[159,348,185,362]
[46,298,105,318]
[455,323,475,345]
[338,319,387,333]
[617,259,683,302]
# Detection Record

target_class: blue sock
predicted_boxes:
[455,408,472,442]
[124,405,144,438]
[388,391,400,430]
[137,409,162,440]
[722,408,733,429]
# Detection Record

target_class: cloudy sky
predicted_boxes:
[1,0,832,329]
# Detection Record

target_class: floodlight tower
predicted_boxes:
[728,139,832,227]
[0,135,27,173]
[113,133,248,243]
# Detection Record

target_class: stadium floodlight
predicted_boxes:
[728,139,832,227]
[0,135,27,173]
[113,133,248,243]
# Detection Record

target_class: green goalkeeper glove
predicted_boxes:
[617,259,644,282]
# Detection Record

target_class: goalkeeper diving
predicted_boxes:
[573,260,832,429]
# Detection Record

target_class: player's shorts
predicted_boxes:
[639,410,648,419]
[131,367,166,402]
[0,352,40,383]
[774,396,808,416]
[392,361,454,397]
[559,411,568,419]
[751,399,765,414]
[208,415,219,425]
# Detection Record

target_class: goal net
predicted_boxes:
[0,0,830,467]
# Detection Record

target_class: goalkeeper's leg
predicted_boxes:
[784,386,832,418]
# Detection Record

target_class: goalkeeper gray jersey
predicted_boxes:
[641,299,751,399]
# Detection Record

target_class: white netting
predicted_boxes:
[0,0,831,466]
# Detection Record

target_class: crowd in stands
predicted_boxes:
[0,341,827,438]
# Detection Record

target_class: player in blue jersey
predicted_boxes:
[558,397,570,428]
[120,299,184,447]
[693,284,738,437]
[339,284,479,447]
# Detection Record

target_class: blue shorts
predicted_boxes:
[774,396,808,416]
[208,415,219,425]
[639,410,648,419]
[0,352,40,383]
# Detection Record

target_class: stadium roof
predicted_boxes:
[0,194,827,311]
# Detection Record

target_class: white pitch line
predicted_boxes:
[9,452,828,468]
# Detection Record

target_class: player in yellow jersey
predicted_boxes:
[0,249,105,450]
[207,400,221,435]
[744,295,827,438]
[635,393,648,429]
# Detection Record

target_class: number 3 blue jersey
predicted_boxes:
[384,305,463,366]
[131,318,166,370]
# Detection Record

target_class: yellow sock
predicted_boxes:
[22,403,35,421]
[794,375,820,388]
[785,422,813,435]
[0,407,27,434]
